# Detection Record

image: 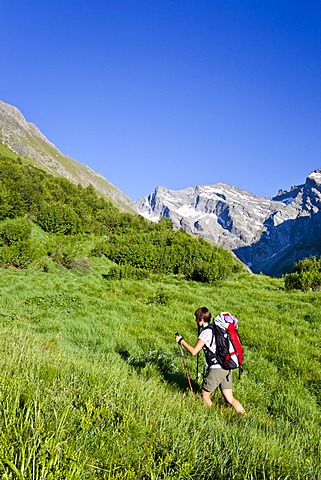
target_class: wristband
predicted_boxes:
[178,337,183,345]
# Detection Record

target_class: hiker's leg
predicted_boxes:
[202,368,221,407]
[201,389,213,407]
[219,370,245,413]
[221,389,245,413]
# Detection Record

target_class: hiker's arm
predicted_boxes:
[175,336,204,355]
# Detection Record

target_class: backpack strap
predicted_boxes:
[201,324,215,347]
[200,324,217,367]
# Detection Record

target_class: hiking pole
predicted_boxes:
[196,323,200,383]
[175,333,194,396]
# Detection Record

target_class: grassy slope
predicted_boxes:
[0,142,19,160]
[0,261,320,479]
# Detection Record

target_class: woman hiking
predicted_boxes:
[175,306,245,414]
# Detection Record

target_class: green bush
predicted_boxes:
[284,256,321,291]
[0,240,44,268]
[0,218,44,268]
[0,217,31,246]
[190,261,220,283]
[98,229,242,283]
[44,235,91,270]
[294,256,321,273]
[36,202,80,235]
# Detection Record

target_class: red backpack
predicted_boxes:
[205,312,244,378]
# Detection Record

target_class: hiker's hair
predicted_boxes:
[194,307,211,323]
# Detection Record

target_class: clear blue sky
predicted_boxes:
[1,0,320,201]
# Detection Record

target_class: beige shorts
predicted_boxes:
[202,367,232,392]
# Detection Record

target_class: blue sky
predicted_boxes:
[1,0,320,201]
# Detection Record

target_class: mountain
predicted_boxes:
[0,100,133,211]
[134,171,321,276]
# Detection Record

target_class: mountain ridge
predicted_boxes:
[0,100,134,211]
[134,170,321,276]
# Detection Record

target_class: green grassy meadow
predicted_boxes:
[0,260,320,479]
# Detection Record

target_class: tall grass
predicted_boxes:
[0,263,320,479]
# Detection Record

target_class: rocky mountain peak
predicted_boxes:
[306,169,321,188]
[0,100,56,156]
[134,173,321,276]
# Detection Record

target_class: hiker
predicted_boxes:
[175,306,245,413]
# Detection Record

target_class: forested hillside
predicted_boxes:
[0,155,243,282]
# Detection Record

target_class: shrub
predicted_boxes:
[0,218,44,268]
[190,261,220,283]
[0,218,31,246]
[284,256,321,291]
[98,229,242,283]
[44,236,91,271]
[294,256,321,274]
[0,240,44,268]
[36,203,80,235]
